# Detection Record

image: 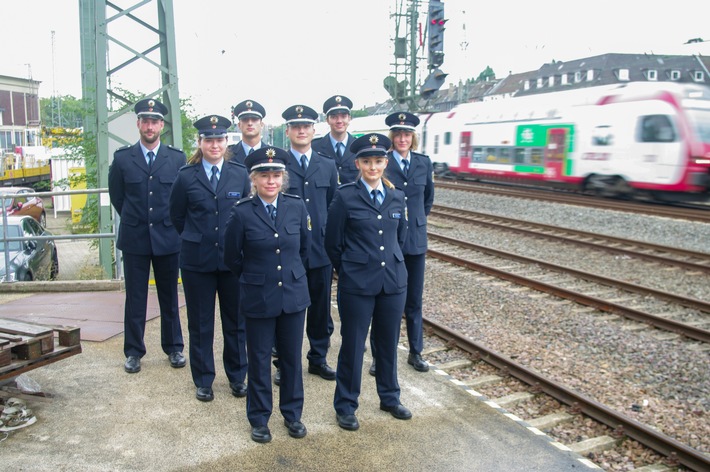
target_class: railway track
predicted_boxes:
[420,317,710,472]
[434,180,710,224]
[427,234,710,343]
[430,204,710,274]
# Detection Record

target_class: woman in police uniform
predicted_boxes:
[169,115,251,403]
[324,133,411,432]
[223,147,312,444]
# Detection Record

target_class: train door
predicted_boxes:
[544,128,568,180]
[635,114,684,183]
[458,131,472,173]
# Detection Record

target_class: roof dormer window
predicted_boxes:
[647,70,658,81]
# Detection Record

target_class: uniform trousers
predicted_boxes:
[181,268,247,388]
[305,264,333,365]
[122,252,182,358]
[334,289,405,415]
[369,253,426,357]
[245,310,306,427]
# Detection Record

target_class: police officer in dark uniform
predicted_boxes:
[282,104,339,382]
[325,133,412,431]
[169,115,251,402]
[109,98,186,374]
[227,99,269,165]
[224,147,312,443]
[311,94,359,183]
[371,112,434,375]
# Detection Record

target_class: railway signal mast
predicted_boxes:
[421,0,448,100]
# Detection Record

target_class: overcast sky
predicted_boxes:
[4,1,710,124]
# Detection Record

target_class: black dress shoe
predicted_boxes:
[168,351,186,368]
[251,425,272,443]
[407,353,429,372]
[307,363,336,380]
[336,413,360,431]
[196,387,214,402]
[283,419,307,438]
[124,356,141,374]
[368,361,376,377]
[380,403,412,420]
[273,368,281,386]
[230,382,247,398]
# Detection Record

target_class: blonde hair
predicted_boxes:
[249,169,290,196]
[388,129,419,151]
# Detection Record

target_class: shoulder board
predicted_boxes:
[226,159,247,169]
[315,150,331,159]
[177,163,197,173]
[236,196,254,205]
[167,144,184,153]
[115,145,131,152]
[283,193,302,200]
[338,182,356,189]
[412,151,429,159]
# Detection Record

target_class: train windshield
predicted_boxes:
[686,108,710,143]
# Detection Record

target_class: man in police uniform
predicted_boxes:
[108,98,186,374]
[227,99,269,165]
[282,104,339,382]
[311,95,358,184]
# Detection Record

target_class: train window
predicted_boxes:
[498,148,511,163]
[444,132,452,145]
[514,148,526,164]
[485,147,497,162]
[472,147,484,162]
[434,135,439,155]
[530,148,544,165]
[639,115,676,143]
[592,126,614,146]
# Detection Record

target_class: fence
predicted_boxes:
[0,188,114,283]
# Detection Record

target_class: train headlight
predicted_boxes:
[695,158,710,165]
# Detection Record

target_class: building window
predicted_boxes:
[586,70,594,81]
[561,73,568,85]
[536,78,544,88]
[618,69,630,81]
[647,70,658,81]
[574,71,583,83]
[694,71,705,82]
[524,81,530,91]
[670,70,681,80]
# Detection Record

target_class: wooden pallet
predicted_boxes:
[0,318,82,382]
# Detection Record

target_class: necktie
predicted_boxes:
[266,204,276,222]
[336,142,343,159]
[371,189,381,208]
[402,158,409,175]
[248,147,254,155]
[210,165,218,192]
[147,151,155,169]
[300,155,308,171]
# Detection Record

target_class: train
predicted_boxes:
[319,82,710,203]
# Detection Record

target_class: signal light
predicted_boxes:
[427,0,447,69]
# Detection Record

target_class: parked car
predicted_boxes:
[0,215,58,282]
[1,187,47,228]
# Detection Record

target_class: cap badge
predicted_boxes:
[369,135,379,145]
[148,100,155,108]
[398,113,407,121]
[266,148,276,162]
[246,100,253,108]
[210,116,218,128]
[335,96,342,103]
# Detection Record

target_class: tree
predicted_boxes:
[39,95,86,129]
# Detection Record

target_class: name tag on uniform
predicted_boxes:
[390,211,402,219]
[226,192,242,199]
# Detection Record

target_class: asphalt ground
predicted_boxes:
[0,284,593,472]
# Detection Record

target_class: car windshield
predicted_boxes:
[0,225,22,251]
[1,198,15,208]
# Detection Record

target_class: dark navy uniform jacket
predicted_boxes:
[109,142,186,255]
[223,194,312,318]
[386,150,434,256]
[169,160,251,272]
[324,181,408,295]
[311,133,358,184]
[227,140,269,166]
[285,151,339,269]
